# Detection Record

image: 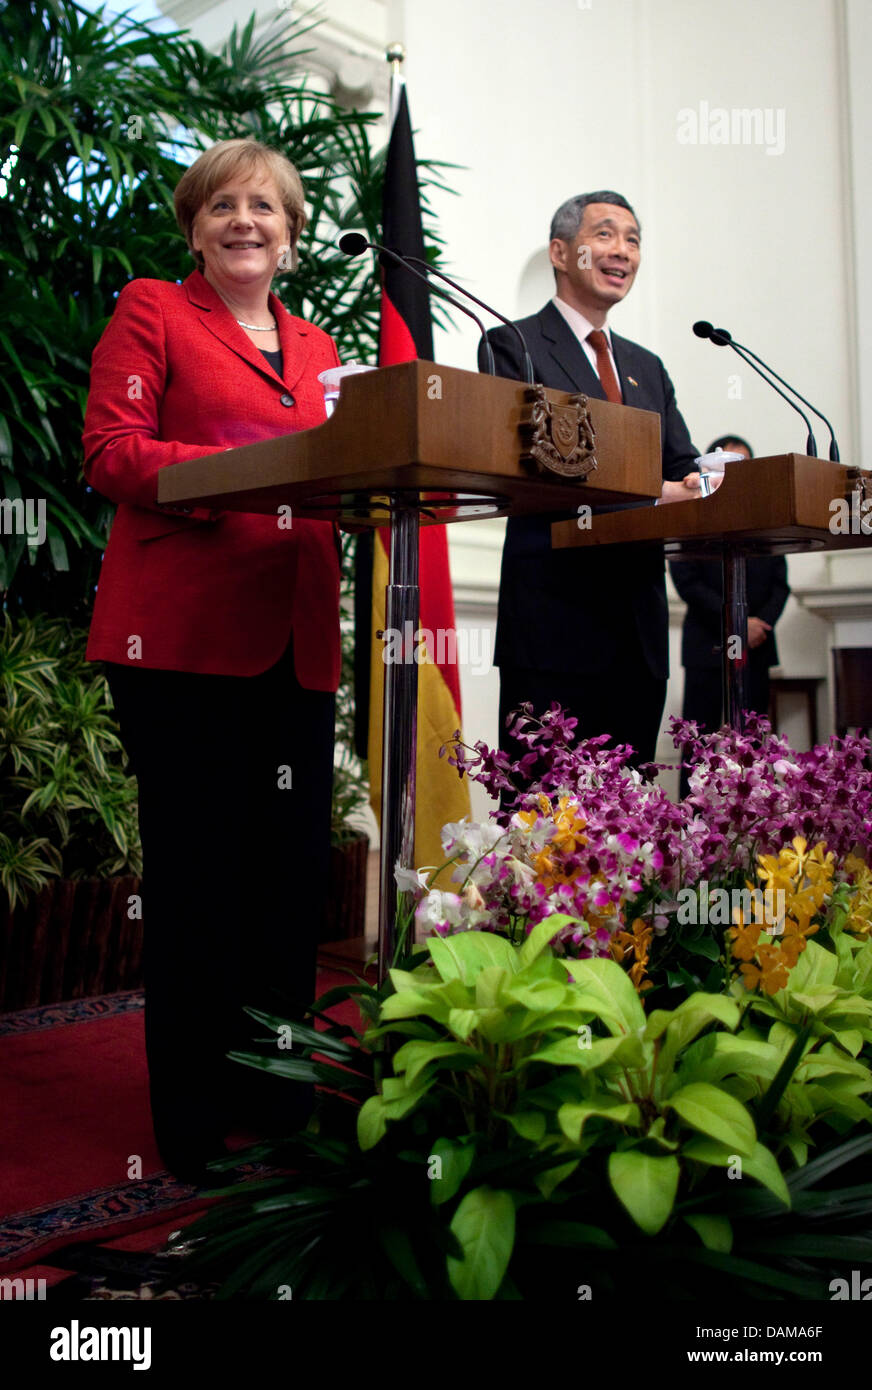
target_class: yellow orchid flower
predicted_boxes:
[780,913,819,964]
[785,883,827,924]
[779,836,809,878]
[804,842,835,886]
[609,918,653,992]
[756,855,794,896]
[739,942,790,996]
[845,883,872,936]
[728,918,765,962]
[845,852,872,887]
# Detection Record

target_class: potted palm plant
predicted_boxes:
[0,2,452,993]
[0,613,142,1009]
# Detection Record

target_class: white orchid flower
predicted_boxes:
[394,864,434,894]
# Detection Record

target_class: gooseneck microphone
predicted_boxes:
[714,326,839,462]
[693,319,817,456]
[693,321,840,461]
[339,233,528,382]
[338,232,494,374]
[401,254,536,386]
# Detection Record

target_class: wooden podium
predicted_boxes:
[552,452,872,729]
[157,361,661,976]
[157,359,662,521]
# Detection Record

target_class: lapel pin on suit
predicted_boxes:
[627,376,638,387]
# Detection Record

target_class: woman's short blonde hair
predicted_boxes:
[174,138,307,272]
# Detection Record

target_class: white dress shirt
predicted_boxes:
[551,295,621,398]
[548,296,677,502]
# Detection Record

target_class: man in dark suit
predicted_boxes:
[670,434,790,796]
[480,191,701,765]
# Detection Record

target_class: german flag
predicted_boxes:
[356,81,471,875]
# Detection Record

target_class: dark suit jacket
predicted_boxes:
[669,555,790,670]
[481,301,699,679]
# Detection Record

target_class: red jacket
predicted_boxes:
[83,270,342,688]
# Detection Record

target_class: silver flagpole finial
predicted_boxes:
[386,44,405,124]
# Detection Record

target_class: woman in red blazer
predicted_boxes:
[84,138,343,1183]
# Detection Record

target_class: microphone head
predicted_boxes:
[710,326,732,346]
[692,320,714,339]
[338,232,369,256]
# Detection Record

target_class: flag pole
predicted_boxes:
[376,41,420,984]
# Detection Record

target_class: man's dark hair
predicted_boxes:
[707,433,754,458]
[549,191,640,243]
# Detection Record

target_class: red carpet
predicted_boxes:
[0,965,371,1276]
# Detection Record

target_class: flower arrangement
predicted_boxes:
[175,911,872,1300]
[171,707,872,1302]
[397,706,872,995]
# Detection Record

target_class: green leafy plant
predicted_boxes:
[716,933,872,1168]
[359,929,794,1256]
[0,613,140,908]
[171,925,872,1300]
[741,933,872,1057]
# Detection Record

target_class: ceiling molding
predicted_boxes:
[796,586,872,622]
[156,0,390,111]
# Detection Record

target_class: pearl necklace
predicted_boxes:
[236,317,277,331]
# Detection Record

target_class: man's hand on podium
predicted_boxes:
[657,470,726,505]
[659,472,702,504]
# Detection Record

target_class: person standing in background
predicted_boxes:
[669,435,790,798]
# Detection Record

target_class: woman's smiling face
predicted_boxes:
[192,170,291,290]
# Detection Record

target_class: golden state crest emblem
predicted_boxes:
[522,385,598,479]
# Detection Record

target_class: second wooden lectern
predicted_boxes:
[552,453,872,728]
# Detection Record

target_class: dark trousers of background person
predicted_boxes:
[104,640,335,1169]
[498,633,667,775]
[678,659,771,799]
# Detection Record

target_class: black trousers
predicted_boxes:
[105,642,335,1159]
[678,662,771,798]
[498,646,667,772]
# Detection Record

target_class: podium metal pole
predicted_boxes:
[377,497,419,982]
[722,543,749,729]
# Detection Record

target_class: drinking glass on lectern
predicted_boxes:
[696,448,744,497]
[317,363,376,417]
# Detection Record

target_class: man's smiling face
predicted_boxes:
[551,202,641,318]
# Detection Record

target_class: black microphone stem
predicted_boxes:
[710,337,818,457]
[344,238,496,375]
[729,337,840,462]
[375,247,496,374]
[404,254,536,386]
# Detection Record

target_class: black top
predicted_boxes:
[260,347,284,377]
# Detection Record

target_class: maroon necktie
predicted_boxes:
[586,329,622,404]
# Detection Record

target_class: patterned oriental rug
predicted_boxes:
[0,966,370,1279]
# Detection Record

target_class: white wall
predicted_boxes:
[392,0,870,765]
[396,0,851,436]
[846,0,872,468]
